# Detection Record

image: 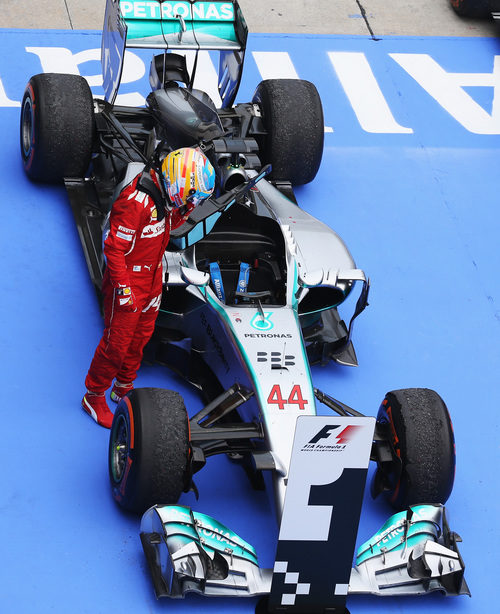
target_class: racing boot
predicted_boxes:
[82,391,114,429]
[110,381,134,403]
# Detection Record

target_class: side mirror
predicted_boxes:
[180,266,210,287]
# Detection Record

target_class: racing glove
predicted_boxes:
[115,285,137,312]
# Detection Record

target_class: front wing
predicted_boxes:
[140,503,468,601]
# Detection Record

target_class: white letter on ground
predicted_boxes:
[25,47,146,106]
[0,78,20,107]
[252,51,299,80]
[328,51,413,134]
[26,47,103,85]
[391,53,500,134]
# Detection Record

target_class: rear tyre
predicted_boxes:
[375,388,455,510]
[449,0,491,17]
[20,73,95,182]
[109,388,191,514]
[252,79,324,185]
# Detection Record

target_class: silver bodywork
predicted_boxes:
[162,171,366,517]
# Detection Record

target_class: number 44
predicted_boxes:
[267,384,308,410]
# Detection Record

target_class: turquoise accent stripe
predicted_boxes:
[291,259,299,309]
[193,510,257,557]
[292,308,316,414]
[291,261,316,413]
[126,22,237,44]
[157,505,258,566]
[120,1,238,45]
[356,505,440,565]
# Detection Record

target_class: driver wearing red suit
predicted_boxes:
[82,147,216,428]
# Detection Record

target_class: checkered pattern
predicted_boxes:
[273,561,311,606]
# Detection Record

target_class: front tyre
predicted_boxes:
[20,73,95,182]
[374,388,456,510]
[109,388,191,514]
[252,79,324,185]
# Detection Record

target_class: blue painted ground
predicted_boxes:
[1,28,499,613]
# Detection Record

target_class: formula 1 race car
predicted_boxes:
[20,1,469,611]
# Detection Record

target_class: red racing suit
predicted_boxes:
[85,169,192,394]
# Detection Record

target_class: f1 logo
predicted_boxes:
[308,425,340,444]
[308,425,362,445]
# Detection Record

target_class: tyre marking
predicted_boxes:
[386,404,402,504]
[386,405,400,455]
[123,396,134,449]
[119,457,133,496]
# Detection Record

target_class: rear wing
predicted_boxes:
[101,0,248,106]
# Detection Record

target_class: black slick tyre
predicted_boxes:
[20,73,95,182]
[375,388,455,510]
[109,388,191,514]
[449,0,491,17]
[252,79,324,185]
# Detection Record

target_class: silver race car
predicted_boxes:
[20,2,469,611]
